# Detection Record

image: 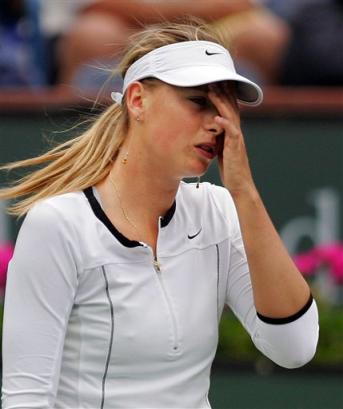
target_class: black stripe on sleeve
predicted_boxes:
[256,294,314,325]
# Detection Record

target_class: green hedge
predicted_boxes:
[217,300,343,368]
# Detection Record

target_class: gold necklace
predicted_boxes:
[109,173,142,242]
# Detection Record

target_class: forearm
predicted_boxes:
[232,186,311,318]
[84,0,255,23]
[209,86,310,318]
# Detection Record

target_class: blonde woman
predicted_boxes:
[1,19,318,409]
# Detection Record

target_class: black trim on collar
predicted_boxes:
[83,187,176,247]
[161,201,176,227]
[256,294,314,325]
[83,187,141,248]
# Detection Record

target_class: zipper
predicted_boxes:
[143,217,179,352]
[153,256,161,273]
[152,253,179,352]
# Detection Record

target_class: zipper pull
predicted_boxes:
[153,256,161,273]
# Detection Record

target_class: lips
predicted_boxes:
[195,143,217,159]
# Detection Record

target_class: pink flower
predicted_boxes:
[331,255,343,284]
[0,243,14,288]
[294,243,343,285]
[315,243,343,263]
[293,250,320,276]
[316,243,343,284]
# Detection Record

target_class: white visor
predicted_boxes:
[111,40,263,106]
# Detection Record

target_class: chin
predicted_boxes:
[192,163,210,176]
[181,157,211,179]
[183,168,208,179]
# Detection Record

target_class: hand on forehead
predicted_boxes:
[187,81,238,100]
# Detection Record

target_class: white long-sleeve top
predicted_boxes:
[2,182,319,409]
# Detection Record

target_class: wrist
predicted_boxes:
[226,182,260,203]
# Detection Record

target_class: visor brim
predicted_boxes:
[153,66,263,106]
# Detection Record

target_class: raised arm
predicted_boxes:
[209,83,311,318]
[209,83,318,368]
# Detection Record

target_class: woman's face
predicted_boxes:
[138,81,234,179]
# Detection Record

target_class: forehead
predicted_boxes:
[145,79,236,99]
[178,81,235,93]
[175,82,236,96]
[183,84,210,93]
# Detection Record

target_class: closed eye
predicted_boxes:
[188,96,209,108]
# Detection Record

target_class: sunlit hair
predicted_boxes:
[0,17,225,216]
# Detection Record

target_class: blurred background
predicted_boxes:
[0,1,343,408]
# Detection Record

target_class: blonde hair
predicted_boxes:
[0,17,225,216]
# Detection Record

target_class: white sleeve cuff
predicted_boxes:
[252,297,319,369]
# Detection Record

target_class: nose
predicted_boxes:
[208,125,222,135]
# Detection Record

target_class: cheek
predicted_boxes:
[147,105,194,150]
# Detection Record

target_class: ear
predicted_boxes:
[126,81,145,121]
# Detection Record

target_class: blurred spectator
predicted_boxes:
[7,0,340,89]
[0,0,45,87]
[264,0,343,86]
[39,0,93,86]
[280,0,343,86]
[53,1,289,88]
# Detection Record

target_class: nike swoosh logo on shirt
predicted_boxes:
[205,50,222,56]
[188,227,202,240]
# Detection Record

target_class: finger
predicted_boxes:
[224,83,239,113]
[208,92,231,120]
[214,116,241,142]
[208,84,243,147]
[208,86,239,121]
[210,82,239,110]
[216,132,225,158]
